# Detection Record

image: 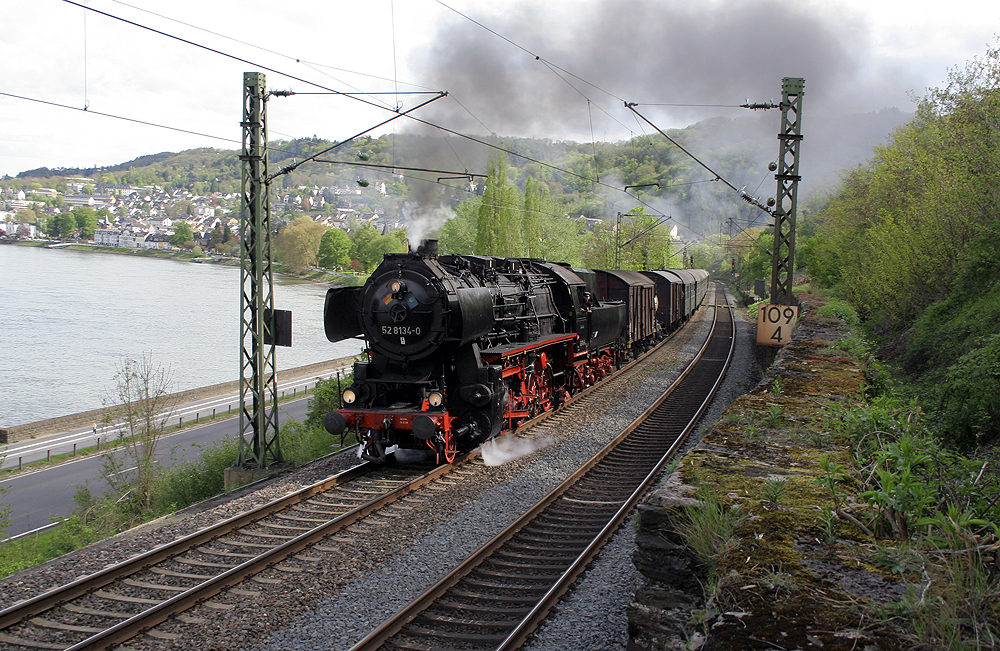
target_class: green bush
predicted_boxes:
[816,299,860,328]
[929,333,1000,448]
[305,373,353,430]
[278,419,338,466]
[156,436,240,510]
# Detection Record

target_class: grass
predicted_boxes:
[0,411,355,579]
[677,487,747,586]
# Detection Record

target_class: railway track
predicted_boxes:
[0,286,730,651]
[0,459,476,650]
[350,285,734,651]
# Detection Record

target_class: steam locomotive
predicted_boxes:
[322,240,708,463]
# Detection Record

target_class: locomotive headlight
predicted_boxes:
[389,279,406,294]
[343,388,357,405]
[428,392,444,407]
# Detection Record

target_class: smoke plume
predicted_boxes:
[480,434,556,466]
[402,201,456,249]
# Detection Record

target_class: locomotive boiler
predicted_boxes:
[322,241,629,463]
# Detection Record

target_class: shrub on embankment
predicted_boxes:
[802,44,1000,451]
[631,293,1000,651]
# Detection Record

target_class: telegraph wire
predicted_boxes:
[266,92,449,182]
[434,0,626,105]
[54,0,604,195]
[626,103,773,215]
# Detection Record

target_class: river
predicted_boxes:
[0,244,363,428]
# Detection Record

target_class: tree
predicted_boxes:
[440,198,479,254]
[317,227,352,269]
[522,177,544,259]
[274,215,327,270]
[101,353,177,517]
[305,375,345,431]
[169,221,194,248]
[209,222,232,251]
[73,206,99,239]
[476,154,523,256]
[51,212,77,238]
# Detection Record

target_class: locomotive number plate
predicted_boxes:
[756,304,798,346]
[382,325,422,336]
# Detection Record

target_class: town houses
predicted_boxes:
[0,178,402,249]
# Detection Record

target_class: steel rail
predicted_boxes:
[0,454,466,646]
[350,285,734,650]
[62,458,469,651]
[500,288,735,649]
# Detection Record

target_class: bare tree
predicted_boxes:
[101,353,177,516]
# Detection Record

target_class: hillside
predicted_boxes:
[6,109,911,234]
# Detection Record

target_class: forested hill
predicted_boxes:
[805,50,1000,448]
[9,108,910,231]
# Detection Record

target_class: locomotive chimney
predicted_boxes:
[415,239,438,257]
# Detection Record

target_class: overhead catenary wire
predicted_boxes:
[0,91,242,146]
[626,103,774,215]
[52,0,624,200]
[58,0,436,118]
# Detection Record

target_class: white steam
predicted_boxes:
[402,201,455,250]
[479,434,555,466]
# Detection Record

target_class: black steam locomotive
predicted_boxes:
[322,240,708,463]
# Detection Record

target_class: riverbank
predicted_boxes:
[3,356,359,444]
[0,239,365,286]
[1,241,367,431]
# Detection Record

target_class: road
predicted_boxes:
[1,371,349,539]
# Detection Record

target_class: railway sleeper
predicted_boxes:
[493,549,578,564]
[0,631,68,650]
[513,532,594,545]
[517,524,602,538]
[403,623,510,642]
[447,587,549,604]
[123,578,192,592]
[460,575,553,589]
[94,589,161,605]
[500,541,582,556]
[60,603,133,619]
[150,567,214,580]
[483,558,573,573]
[415,611,518,628]
[529,518,608,532]
[195,547,258,558]
[236,528,299,539]
[28,617,103,634]
[434,599,533,616]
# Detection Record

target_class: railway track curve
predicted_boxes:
[351,285,735,650]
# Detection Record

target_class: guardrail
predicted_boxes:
[1,371,350,473]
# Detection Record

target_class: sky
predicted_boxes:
[1,0,997,180]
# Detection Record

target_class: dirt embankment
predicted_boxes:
[629,295,913,650]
